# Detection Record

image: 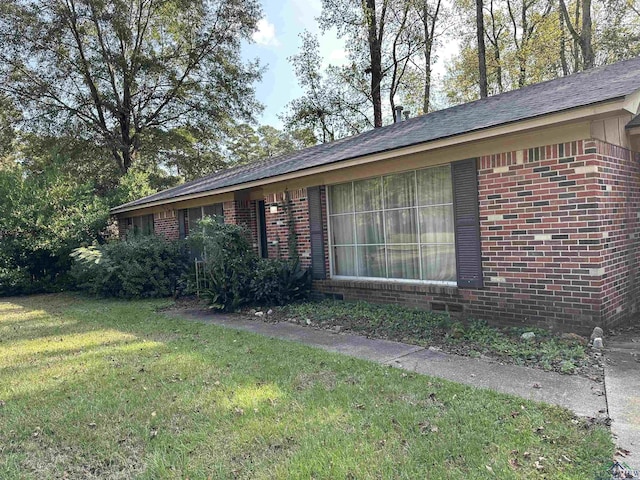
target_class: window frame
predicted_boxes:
[326,165,457,286]
[126,214,154,236]
[179,203,224,240]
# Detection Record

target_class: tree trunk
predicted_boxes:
[559,3,569,75]
[476,0,488,98]
[423,43,432,113]
[365,0,384,128]
[581,0,594,68]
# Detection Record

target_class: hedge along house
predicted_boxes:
[112,57,640,334]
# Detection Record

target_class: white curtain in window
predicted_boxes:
[329,183,353,213]
[354,178,382,211]
[333,246,356,275]
[384,172,415,209]
[329,165,456,283]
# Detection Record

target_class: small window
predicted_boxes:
[179,203,224,239]
[126,214,154,236]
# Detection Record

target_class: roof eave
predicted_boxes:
[110,97,626,216]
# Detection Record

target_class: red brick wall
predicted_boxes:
[593,140,640,328]
[263,189,312,267]
[154,210,179,240]
[313,138,640,333]
[224,200,259,253]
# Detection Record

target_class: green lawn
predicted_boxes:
[0,294,612,479]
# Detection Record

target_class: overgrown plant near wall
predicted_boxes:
[71,235,190,298]
[189,216,310,311]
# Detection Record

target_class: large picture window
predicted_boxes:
[328,165,456,283]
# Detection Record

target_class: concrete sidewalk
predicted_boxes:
[605,329,640,471]
[170,309,607,419]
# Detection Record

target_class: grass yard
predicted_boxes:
[0,294,612,479]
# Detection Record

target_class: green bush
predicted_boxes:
[0,162,110,296]
[71,235,190,298]
[251,258,311,306]
[190,217,311,311]
[188,217,256,311]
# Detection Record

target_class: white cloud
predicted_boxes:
[253,18,280,47]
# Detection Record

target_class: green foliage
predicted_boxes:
[189,217,256,311]
[190,217,311,311]
[250,258,311,306]
[282,300,589,374]
[1,0,263,177]
[0,162,110,296]
[71,236,189,299]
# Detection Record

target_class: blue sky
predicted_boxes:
[242,1,459,129]
[241,0,347,128]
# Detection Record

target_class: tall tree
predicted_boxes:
[558,0,594,68]
[320,0,390,128]
[0,0,263,177]
[417,0,444,113]
[283,32,372,143]
[476,0,489,97]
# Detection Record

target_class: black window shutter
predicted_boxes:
[307,186,326,280]
[452,158,483,288]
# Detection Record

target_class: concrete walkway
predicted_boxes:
[170,310,607,419]
[605,329,640,471]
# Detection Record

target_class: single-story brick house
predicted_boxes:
[112,56,640,333]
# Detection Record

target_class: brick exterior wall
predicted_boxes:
[594,140,640,326]
[223,200,258,253]
[113,137,640,333]
[313,138,640,333]
[154,210,179,240]
[264,189,312,268]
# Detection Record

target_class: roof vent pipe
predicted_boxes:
[403,109,410,121]
[394,105,403,123]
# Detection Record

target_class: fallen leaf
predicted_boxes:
[533,383,542,389]
[234,407,244,416]
[151,411,157,417]
[485,465,494,473]
[534,460,544,471]
[509,458,520,469]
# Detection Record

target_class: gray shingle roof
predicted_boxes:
[113,56,640,213]
[627,114,640,128]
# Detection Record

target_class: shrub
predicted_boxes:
[71,235,189,298]
[0,162,110,296]
[188,217,257,311]
[250,258,311,306]
[190,217,312,311]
